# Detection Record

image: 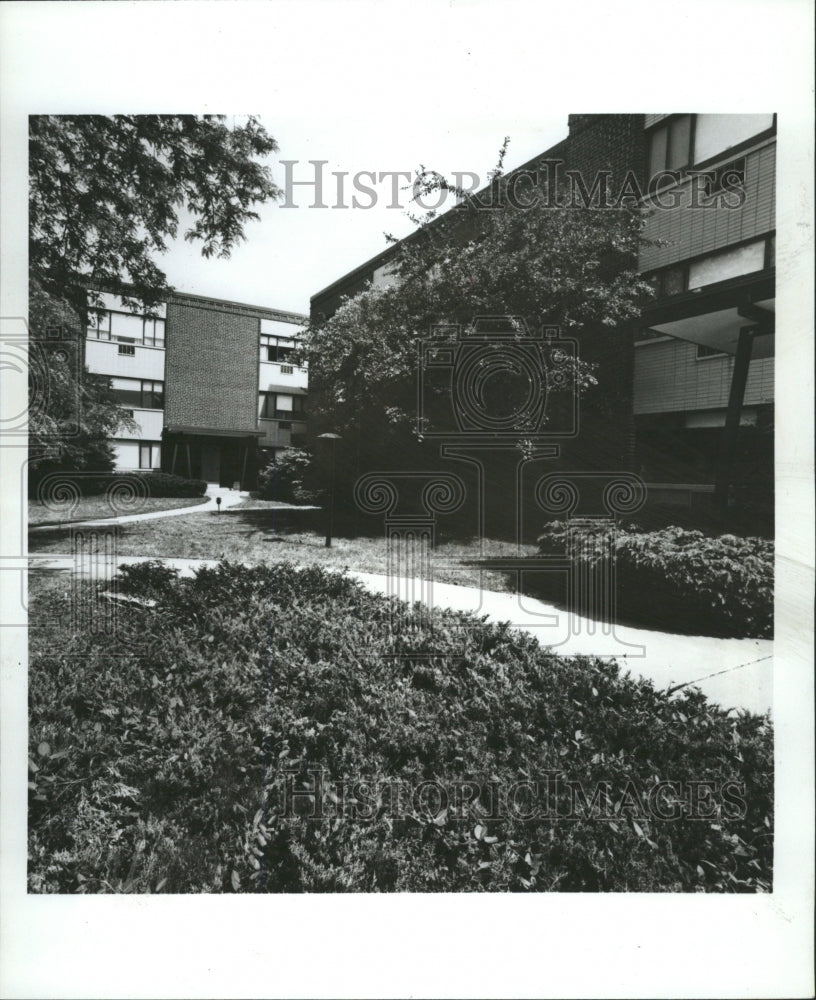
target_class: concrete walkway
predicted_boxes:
[29,485,247,532]
[28,554,773,715]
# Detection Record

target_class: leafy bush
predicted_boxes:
[30,471,207,500]
[137,472,207,498]
[257,449,319,504]
[29,562,773,894]
[535,524,773,639]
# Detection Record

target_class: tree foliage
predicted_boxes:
[28,278,134,483]
[28,115,281,476]
[303,162,655,451]
[30,114,281,313]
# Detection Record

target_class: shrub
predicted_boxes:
[535,523,773,639]
[257,449,319,504]
[29,562,773,894]
[138,472,207,498]
[30,471,207,500]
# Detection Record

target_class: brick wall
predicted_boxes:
[164,299,259,432]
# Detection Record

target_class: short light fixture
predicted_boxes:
[216,496,222,515]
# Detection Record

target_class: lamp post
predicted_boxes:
[317,432,341,548]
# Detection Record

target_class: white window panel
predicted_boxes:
[693,114,774,164]
[260,317,303,337]
[110,312,145,340]
[687,241,766,289]
[276,393,293,411]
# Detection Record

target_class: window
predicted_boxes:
[88,311,111,340]
[693,114,774,165]
[110,378,164,409]
[87,310,165,348]
[280,364,294,375]
[696,344,727,360]
[687,240,767,290]
[259,392,306,420]
[118,344,136,356]
[260,334,298,364]
[143,318,166,347]
[647,264,687,298]
[139,442,161,470]
[648,115,693,180]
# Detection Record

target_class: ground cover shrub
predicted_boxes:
[29,562,773,894]
[535,523,774,639]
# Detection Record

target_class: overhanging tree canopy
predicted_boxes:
[28,114,282,476]
[30,114,281,314]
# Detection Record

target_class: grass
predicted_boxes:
[28,495,208,526]
[27,562,773,894]
[28,508,537,592]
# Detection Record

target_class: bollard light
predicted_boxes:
[317,432,342,548]
[216,496,222,515]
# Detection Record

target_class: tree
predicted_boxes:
[28,278,136,487]
[28,115,282,477]
[303,161,655,458]
[30,114,281,313]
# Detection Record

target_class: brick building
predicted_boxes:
[84,290,307,489]
[310,113,776,528]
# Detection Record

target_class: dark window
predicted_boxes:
[647,264,687,298]
[261,334,298,364]
[260,392,275,418]
[259,392,306,420]
[696,344,727,360]
[118,344,135,356]
[648,115,693,180]
[111,379,164,409]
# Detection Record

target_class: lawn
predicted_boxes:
[28,508,537,592]
[28,495,208,526]
[27,562,773,893]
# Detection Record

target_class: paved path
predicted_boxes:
[29,485,247,532]
[28,554,773,715]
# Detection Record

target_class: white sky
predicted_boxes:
[165,113,569,314]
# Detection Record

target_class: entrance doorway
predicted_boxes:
[200,444,221,485]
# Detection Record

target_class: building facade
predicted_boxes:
[84,290,307,488]
[310,113,775,527]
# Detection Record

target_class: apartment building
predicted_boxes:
[311,113,776,525]
[635,113,775,518]
[84,290,308,489]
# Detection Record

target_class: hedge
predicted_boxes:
[28,561,773,894]
[535,524,774,639]
[32,471,207,500]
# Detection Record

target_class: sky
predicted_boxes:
[161,113,570,315]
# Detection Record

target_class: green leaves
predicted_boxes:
[28,561,773,894]
[30,115,281,312]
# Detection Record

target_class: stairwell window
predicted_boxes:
[648,115,693,182]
